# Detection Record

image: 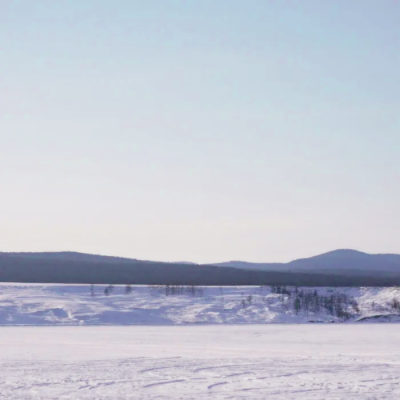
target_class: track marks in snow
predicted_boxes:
[140,366,175,374]
[2,326,400,399]
[194,364,243,373]
[208,381,228,390]
[225,372,254,378]
[143,379,186,388]
[2,356,400,399]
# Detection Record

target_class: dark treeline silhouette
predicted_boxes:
[1,253,400,286]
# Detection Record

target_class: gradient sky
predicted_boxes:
[1,1,399,263]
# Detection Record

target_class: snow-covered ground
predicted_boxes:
[1,285,400,398]
[1,284,400,325]
[1,325,400,399]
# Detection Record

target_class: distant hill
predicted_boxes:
[210,249,400,276]
[0,252,375,286]
[1,251,144,264]
[1,249,400,286]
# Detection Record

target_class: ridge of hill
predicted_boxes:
[211,249,400,275]
[1,249,400,286]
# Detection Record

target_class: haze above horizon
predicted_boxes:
[1,1,399,263]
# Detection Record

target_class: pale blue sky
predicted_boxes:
[1,1,399,263]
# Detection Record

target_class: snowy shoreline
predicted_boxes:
[1,284,400,325]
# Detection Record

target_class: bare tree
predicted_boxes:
[104,284,114,296]
[294,297,301,314]
[391,298,400,311]
[125,285,133,295]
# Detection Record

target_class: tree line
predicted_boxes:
[2,254,400,287]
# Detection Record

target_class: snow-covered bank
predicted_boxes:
[1,325,400,399]
[0,284,400,325]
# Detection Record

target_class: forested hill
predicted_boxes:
[210,249,400,276]
[1,252,400,287]
[1,251,143,264]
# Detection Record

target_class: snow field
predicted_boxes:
[1,285,400,398]
[1,325,400,399]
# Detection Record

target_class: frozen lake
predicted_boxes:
[1,325,399,399]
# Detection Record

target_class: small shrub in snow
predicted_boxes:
[125,285,133,295]
[104,285,114,296]
[294,298,301,314]
[391,298,400,311]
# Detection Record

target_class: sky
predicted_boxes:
[1,1,399,263]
